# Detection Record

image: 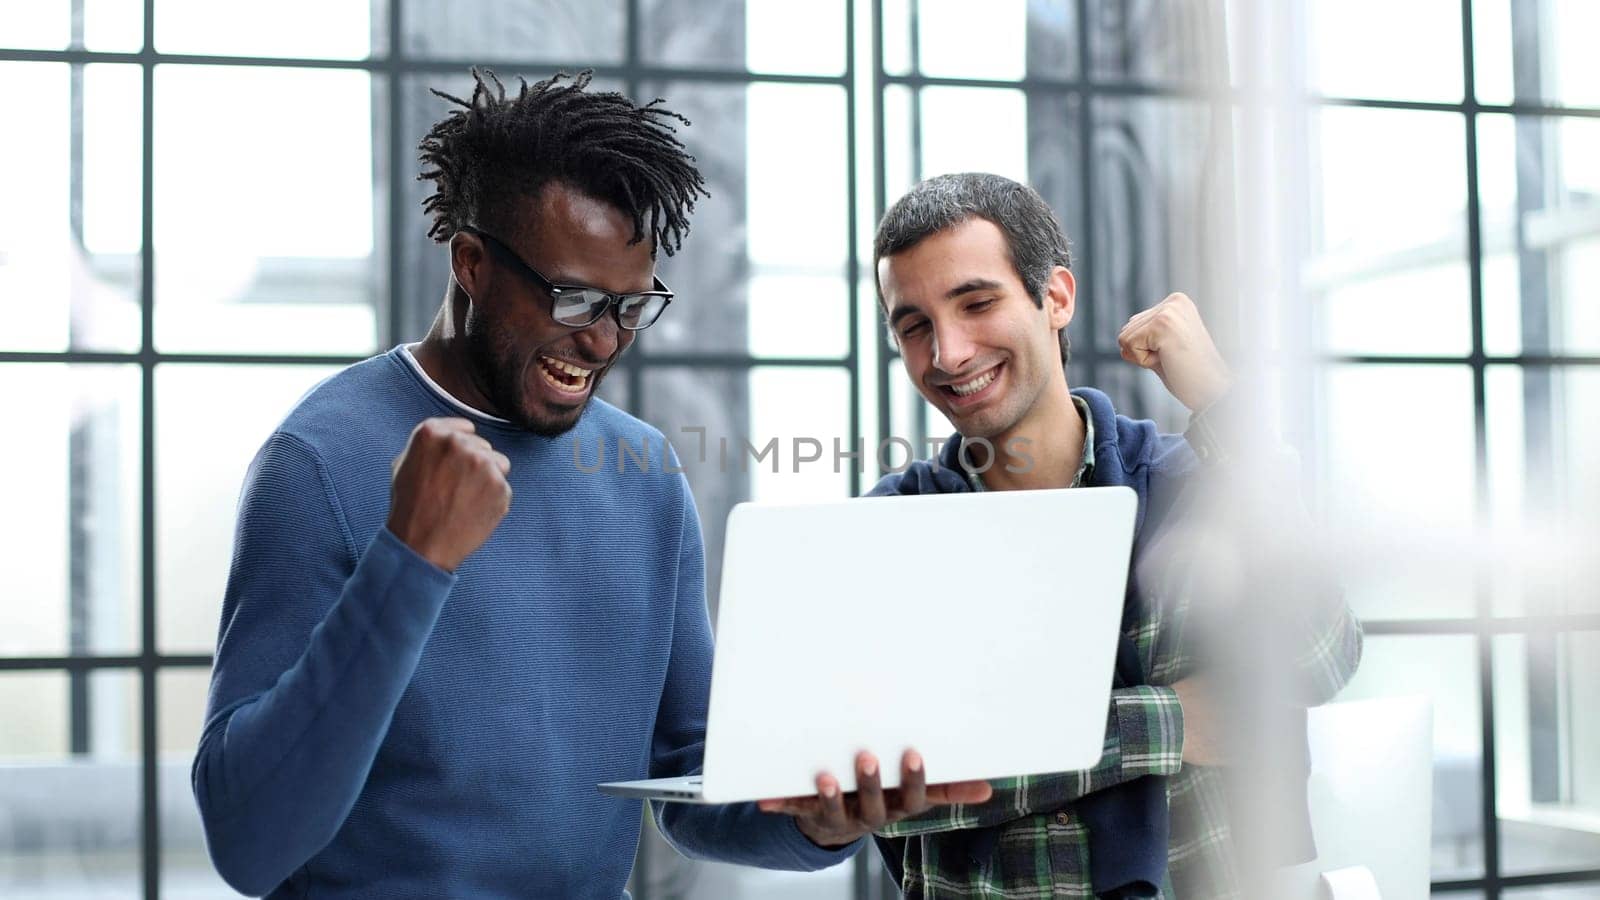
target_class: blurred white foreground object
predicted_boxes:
[1267,696,1433,900]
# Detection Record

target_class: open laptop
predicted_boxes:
[598,486,1137,804]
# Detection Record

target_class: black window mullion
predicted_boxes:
[845,0,862,502]
[1074,0,1096,392]
[620,5,652,899]
[139,0,159,894]
[67,0,92,760]
[871,0,893,484]
[1459,0,1501,895]
[907,0,927,447]
[384,3,404,349]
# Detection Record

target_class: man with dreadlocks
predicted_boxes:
[192,70,986,897]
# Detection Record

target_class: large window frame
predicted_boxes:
[4,1,1600,898]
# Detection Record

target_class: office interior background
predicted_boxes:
[1,0,1597,897]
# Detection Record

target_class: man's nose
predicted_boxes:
[931,322,976,373]
[571,308,627,362]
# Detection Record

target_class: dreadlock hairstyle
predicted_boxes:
[417,68,709,257]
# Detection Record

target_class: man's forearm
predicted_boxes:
[193,529,454,896]
[878,685,1183,837]
[656,800,864,871]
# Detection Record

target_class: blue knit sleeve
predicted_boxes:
[649,471,861,871]
[192,432,456,896]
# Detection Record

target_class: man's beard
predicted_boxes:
[465,314,592,437]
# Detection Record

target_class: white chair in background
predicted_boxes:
[1266,695,1435,900]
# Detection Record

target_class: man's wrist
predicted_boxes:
[793,815,861,850]
[1183,385,1272,466]
[1184,397,1232,465]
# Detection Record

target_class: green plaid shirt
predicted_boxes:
[877,399,1363,898]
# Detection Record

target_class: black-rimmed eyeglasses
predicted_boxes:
[459,225,674,331]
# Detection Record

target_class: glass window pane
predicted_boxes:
[1026,92,1085,290]
[1486,366,1600,618]
[747,275,851,359]
[0,1,142,52]
[0,3,68,49]
[747,0,847,76]
[638,367,750,618]
[1088,2,1227,86]
[628,81,748,357]
[1320,365,1477,619]
[643,0,847,76]
[152,66,383,355]
[156,364,345,654]
[1024,0,1078,81]
[1474,0,1600,108]
[746,366,853,504]
[919,87,1027,182]
[639,365,854,607]
[593,362,632,413]
[1505,885,1600,899]
[1,672,71,757]
[1087,96,1223,363]
[0,62,143,354]
[159,668,244,897]
[746,85,849,272]
[882,85,917,201]
[156,0,379,59]
[0,670,141,898]
[1477,114,1600,358]
[400,0,623,63]
[1310,108,1471,357]
[747,82,850,358]
[1319,109,1465,252]
[881,0,912,75]
[1337,634,1485,881]
[0,364,141,657]
[1306,0,1463,102]
[884,0,1056,80]
[84,0,143,52]
[1472,0,1515,106]
[1494,631,1600,878]
[1320,262,1473,358]
[917,0,1028,81]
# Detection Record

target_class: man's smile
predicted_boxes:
[936,361,1005,407]
[538,354,596,395]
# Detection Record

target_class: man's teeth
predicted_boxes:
[950,368,997,397]
[540,356,593,392]
[543,357,592,378]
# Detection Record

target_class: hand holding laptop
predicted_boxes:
[757,749,994,848]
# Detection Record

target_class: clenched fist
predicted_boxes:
[386,418,512,572]
[1117,292,1231,413]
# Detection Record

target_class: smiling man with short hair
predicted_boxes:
[864,172,1363,899]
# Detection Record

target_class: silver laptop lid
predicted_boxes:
[697,486,1136,803]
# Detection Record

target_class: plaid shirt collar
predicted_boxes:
[962,394,1096,492]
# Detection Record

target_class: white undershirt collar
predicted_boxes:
[398,343,512,424]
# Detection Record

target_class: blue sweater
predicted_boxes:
[194,347,855,898]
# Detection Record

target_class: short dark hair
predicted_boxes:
[418,68,709,257]
[874,172,1072,364]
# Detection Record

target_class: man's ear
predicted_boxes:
[450,230,488,299]
[1045,266,1076,331]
